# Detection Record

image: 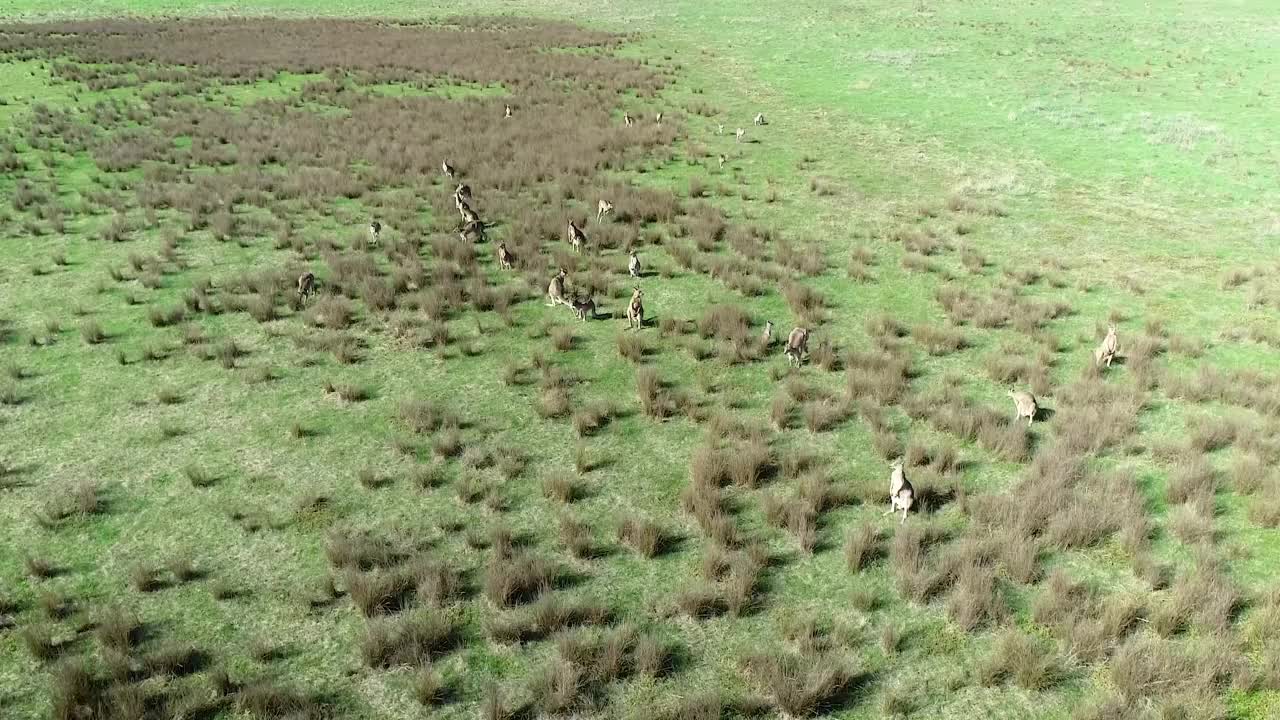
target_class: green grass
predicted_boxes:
[1,3,1278,719]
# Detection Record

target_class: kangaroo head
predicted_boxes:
[1107,323,1117,334]
[557,268,567,278]
[890,458,904,471]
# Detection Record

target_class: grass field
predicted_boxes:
[1,2,1279,719]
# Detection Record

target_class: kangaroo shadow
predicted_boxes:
[1033,406,1056,423]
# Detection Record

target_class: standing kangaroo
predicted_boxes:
[597,199,614,222]
[296,271,316,304]
[497,242,514,270]
[735,127,745,143]
[1094,324,1119,368]
[628,250,642,279]
[567,220,588,254]
[624,112,634,127]
[441,160,455,179]
[784,327,810,368]
[459,220,486,243]
[718,154,727,170]
[547,268,569,307]
[504,104,513,119]
[761,320,775,348]
[754,112,766,126]
[884,459,914,524]
[367,221,381,247]
[655,111,663,125]
[626,287,645,330]
[1008,390,1038,426]
[570,295,596,321]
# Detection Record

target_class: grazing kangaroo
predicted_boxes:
[547,268,569,307]
[718,154,726,170]
[570,295,597,321]
[735,127,745,143]
[626,287,645,330]
[367,221,381,247]
[761,320,774,348]
[628,250,642,278]
[504,104,513,119]
[441,160,455,179]
[884,459,914,524]
[459,219,486,243]
[567,220,588,253]
[784,327,810,368]
[624,112,634,127]
[1008,390,1038,426]
[296,271,316,303]
[497,242,514,270]
[1094,324,1119,368]
[597,199,614,222]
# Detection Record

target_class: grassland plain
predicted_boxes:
[0,2,1278,720]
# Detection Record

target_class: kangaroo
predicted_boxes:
[547,268,569,307]
[754,112,766,126]
[718,154,727,170]
[655,111,663,125]
[735,127,745,143]
[1094,324,1119,368]
[597,199,614,222]
[504,104,513,119]
[628,250,642,278]
[367,221,381,247]
[459,219,486,243]
[454,183,472,205]
[460,203,480,226]
[761,320,775,348]
[567,220,587,253]
[626,287,645,330]
[441,160,455,179]
[296,271,316,304]
[570,295,597,321]
[497,242,514,270]
[884,459,914,524]
[784,327,810,368]
[716,123,724,135]
[624,112,634,127]
[1008,390,1038,426]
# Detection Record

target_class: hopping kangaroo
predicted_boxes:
[570,295,597,321]
[296,271,316,304]
[1008,390,1038,426]
[1094,324,1119,368]
[784,327,810,368]
[626,287,645,330]
[597,199,614,222]
[367,221,381,247]
[884,459,915,524]
[546,268,569,307]
[628,250,642,278]
[567,220,588,253]
[496,242,514,270]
